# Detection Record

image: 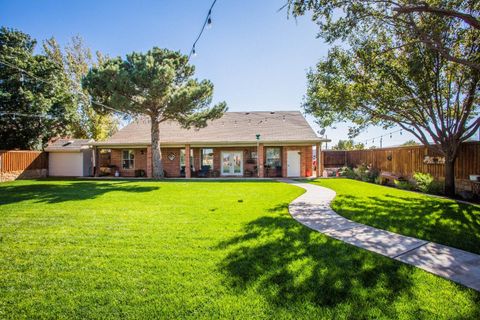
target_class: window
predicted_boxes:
[180,149,194,167]
[201,148,214,168]
[122,150,135,169]
[266,148,281,167]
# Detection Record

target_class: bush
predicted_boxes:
[394,179,415,190]
[413,172,444,195]
[353,163,379,183]
[338,166,356,179]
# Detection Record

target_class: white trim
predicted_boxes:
[220,151,243,176]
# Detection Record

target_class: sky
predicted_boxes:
[0,0,423,148]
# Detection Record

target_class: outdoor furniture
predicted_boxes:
[380,171,400,185]
[197,165,211,178]
[471,181,480,196]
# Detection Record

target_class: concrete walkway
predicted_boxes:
[283,179,480,292]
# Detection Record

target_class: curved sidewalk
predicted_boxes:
[283,179,480,292]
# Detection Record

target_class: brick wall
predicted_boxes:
[108,145,314,178]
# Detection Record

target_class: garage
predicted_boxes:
[45,139,94,177]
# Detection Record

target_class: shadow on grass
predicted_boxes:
[333,193,480,254]
[0,181,159,206]
[217,212,410,317]
[217,207,480,318]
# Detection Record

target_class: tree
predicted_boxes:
[288,0,479,72]
[43,36,119,140]
[0,27,75,150]
[332,139,365,150]
[83,47,227,178]
[289,1,479,196]
[402,140,419,146]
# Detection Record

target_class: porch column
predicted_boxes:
[185,144,191,178]
[257,143,265,178]
[94,146,100,177]
[316,142,323,178]
[146,146,152,178]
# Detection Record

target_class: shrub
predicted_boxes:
[394,179,415,190]
[338,166,356,179]
[353,163,379,183]
[413,172,444,195]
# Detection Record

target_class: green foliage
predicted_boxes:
[394,179,415,191]
[83,48,227,177]
[289,0,480,196]
[43,36,119,140]
[339,164,379,182]
[413,172,444,195]
[1,179,479,318]
[332,139,365,150]
[402,140,419,146]
[0,27,75,149]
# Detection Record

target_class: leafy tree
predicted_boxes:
[83,47,227,178]
[288,0,479,72]
[288,1,479,196]
[43,36,119,140]
[402,140,419,146]
[332,139,365,150]
[0,27,75,150]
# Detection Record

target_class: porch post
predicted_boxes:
[94,146,100,177]
[258,143,265,178]
[316,142,322,178]
[185,144,191,178]
[146,146,152,178]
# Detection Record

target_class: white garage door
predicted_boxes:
[49,152,84,177]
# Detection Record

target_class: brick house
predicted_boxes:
[91,111,329,178]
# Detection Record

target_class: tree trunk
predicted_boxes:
[150,116,164,178]
[444,153,456,197]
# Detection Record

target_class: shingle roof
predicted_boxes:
[45,139,93,152]
[94,111,324,146]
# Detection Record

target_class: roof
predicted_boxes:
[45,139,93,152]
[93,111,326,147]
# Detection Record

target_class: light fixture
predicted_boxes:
[192,46,197,56]
[207,16,212,28]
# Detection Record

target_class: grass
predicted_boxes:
[0,179,479,319]
[310,178,480,254]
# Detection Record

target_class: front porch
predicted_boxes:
[93,143,323,179]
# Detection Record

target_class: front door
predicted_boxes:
[221,151,243,176]
[287,150,301,177]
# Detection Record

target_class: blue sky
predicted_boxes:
[1,0,421,147]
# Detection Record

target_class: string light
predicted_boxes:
[188,0,218,59]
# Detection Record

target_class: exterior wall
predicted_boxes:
[107,145,315,178]
[281,146,313,177]
[110,148,148,177]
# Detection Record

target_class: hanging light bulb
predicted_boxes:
[390,133,392,138]
[400,130,403,135]
[192,46,197,57]
[282,115,286,122]
[207,16,212,29]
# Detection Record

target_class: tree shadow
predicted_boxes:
[0,181,159,206]
[216,210,480,318]
[332,193,480,254]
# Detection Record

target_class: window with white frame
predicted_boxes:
[122,150,135,169]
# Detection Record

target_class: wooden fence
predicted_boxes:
[322,141,480,180]
[0,150,48,181]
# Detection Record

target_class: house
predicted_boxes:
[91,111,328,178]
[45,139,94,177]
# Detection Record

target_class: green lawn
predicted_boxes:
[310,178,480,254]
[0,179,479,319]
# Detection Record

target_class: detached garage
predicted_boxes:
[45,139,94,177]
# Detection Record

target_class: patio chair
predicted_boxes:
[197,165,211,178]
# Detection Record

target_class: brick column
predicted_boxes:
[257,143,265,178]
[146,146,152,178]
[316,143,321,177]
[185,144,191,178]
[94,146,100,177]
